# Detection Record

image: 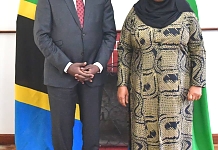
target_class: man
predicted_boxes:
[33,0,116,149]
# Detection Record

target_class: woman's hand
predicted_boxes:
[117,86,129,107]
[187,86,202,101]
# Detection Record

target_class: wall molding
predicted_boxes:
[0,31,16,33]
[0,134,217,145]
[202,28,218,31]
[0,134,14,145]
[213,134,218,144]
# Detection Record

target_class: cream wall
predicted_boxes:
[0,33,16,134]
[0,0,217,134]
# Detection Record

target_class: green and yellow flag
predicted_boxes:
[15,0,82,149]
[186,0,214,150]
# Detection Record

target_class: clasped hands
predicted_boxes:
[67,62,99,84]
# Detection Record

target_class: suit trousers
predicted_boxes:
[47,83,103,150]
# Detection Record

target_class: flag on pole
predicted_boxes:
[186,0,214,149]
[15,0,82,149]
[192,88,214,150]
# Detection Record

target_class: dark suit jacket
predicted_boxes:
[33,0,116,88]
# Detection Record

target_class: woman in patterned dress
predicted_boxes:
[117,0,206,149]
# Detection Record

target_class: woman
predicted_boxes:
[117,0,206,149]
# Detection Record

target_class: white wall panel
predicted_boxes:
[0,34,16,133]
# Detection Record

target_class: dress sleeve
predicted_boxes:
[117,8,134,87]
[188,12,206,87]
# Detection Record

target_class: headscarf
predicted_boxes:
[134,0,193,28]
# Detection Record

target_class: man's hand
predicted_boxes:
[187,86,202,101]
[67,62,94,84]
[117,86,129,107]
[82,64,100,75]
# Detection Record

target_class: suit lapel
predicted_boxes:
[63,0,81,29]
[83,0,91,29]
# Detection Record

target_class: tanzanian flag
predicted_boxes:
[186,0,214,150]
[15,0,82,149]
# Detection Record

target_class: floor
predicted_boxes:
[0,145,15,150]
[0,145,217,150]
[0,145,127,150]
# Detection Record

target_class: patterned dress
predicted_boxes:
[117,8,206,150]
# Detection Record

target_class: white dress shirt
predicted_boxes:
[64,0,103,73]
[73,0,85,6]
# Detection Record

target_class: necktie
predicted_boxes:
[76,0,84,28]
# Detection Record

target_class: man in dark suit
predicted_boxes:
[33,0,116,149]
